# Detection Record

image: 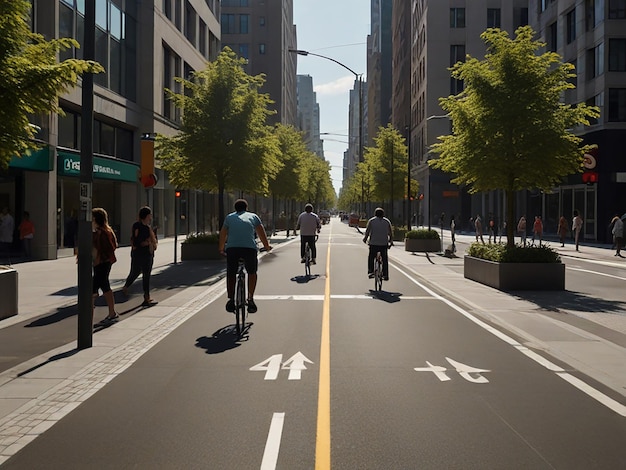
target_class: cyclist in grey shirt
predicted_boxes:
[363,207,393,280]
[296,203,321,264]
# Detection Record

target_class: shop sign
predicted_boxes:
[9,146,54,172]
[58,150,139,182]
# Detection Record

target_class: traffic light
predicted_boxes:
[140,134,158,188]
[175,190,182,198]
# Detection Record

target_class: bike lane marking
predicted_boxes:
[393,263,626,417]
[261,412,285,470]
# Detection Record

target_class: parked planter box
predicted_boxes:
[404,238,441,253]
[358,219,367,228]
[0,266,18,320]
[181,243,221,260]
[464,256,565,291]
[393,229,408,241]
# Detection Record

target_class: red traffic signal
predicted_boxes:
[582,171,598,184]
[175,190,181,198]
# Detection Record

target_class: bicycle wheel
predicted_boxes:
[235,273,246,335]
[374,255,383,291]
[304,242,311,277]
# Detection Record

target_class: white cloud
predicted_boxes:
[314,76,356,96]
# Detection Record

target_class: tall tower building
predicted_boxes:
[221,0,298,126]
[413,0,529,229]
[296,75,323,158]
[530,0,626,242]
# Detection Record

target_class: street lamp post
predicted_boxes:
[289,49,363,167]
[425,114,451,231]
[405,125,411,230]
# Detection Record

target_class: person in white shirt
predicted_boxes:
[0,207,15,253]
[296,204,321,264]
[363,207,393,280]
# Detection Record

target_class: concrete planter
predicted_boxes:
[0,266,18,320]
[358,219,367,228]
[180,243,221,260]
[404,238,441,253]
[464,256,565,291]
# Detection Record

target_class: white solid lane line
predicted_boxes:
[261,412,286,470]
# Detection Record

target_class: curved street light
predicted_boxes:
[288,49,363,167]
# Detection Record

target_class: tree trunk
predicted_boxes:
[506,188,516,247]
[218,183,225,229]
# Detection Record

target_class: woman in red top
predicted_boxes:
[18,211,35,259]
[533,216,543,246]
[92,207,119,324]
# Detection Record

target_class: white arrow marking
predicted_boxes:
[282,352,314,380]
[446,357,491,383]
[250,354,283,380]
[414,361,451,381]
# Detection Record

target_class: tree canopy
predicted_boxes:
[0,0,103,167]
[157,47,281,225]
[430,26,599,245]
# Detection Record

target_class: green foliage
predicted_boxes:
[366,124,408,202]
[0,0,103,167]
[269,124,307,199]
[405,229,440,240]
[183,232,219,244]
[467,242,561,263]
[429,26,599,247]
[157,47,281,224]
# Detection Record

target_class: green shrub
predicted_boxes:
[467,242,561,263]
[183,232,219,244]
[405,229,440,240]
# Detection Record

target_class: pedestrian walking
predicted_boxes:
[611,215,624,257]
[91,207,119,324]
[18,211,34,258]
[517,215,527,247]
[450,215,456,251]
[474,214,484,244]
[532,216,543,246]
[572,210,583,251]
[0,207,15,254]
[122,206,158,307]
[488,216,495,243]
[558,216,568,247]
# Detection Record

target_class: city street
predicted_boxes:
[0,218,625,468]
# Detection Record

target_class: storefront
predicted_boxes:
[56,148,140,249]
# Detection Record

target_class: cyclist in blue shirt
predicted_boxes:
[219,199,272,313]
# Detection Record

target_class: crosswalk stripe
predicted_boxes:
[253,295,434,301]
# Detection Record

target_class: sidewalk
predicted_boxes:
[0,224,625,462]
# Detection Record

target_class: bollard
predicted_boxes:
[0,265,18,319]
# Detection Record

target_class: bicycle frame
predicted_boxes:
[234,259,247,335]
[373,251,383,291]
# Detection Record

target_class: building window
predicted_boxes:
[260,16,265,26]
[239,44,249,59]
[547,22,557,52]
[259,43,266,54]
[450,45,465,95]
[450,8,465,28]
[221,13,235,33]
[586,0,604,29]
[487,9,501,28]
[608,88,626,121]
[185,1,197,45]
[566,9,576,44]
[541,0,557,11]
[609,39,626,71]
[609,0,626,18]
[595,42,605,76]
[199,19,207,56]
[240,14,249,34]
[585,93,603,125]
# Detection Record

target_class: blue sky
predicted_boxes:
[293,0,370,195]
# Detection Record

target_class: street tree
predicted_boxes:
[430,26,599,246]
[301,153,335,209]
[157,47,281,226]
[366,124,408,224]
[0,0,103,168]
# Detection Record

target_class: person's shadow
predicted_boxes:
[367,290,402,303]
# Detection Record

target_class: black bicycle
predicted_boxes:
[373,250,384,291]
[233,258,248,336]
[303,234,318,278]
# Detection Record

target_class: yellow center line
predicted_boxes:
[315,227,332,469]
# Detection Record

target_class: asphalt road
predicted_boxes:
[3,221,626,469]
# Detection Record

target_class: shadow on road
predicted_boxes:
[290,274,320,283]
[195,323,254,354]
[368,290,402,303]
[512,290,626,315]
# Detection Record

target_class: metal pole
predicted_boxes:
[406,125,411,230]
[77,0,95,349]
